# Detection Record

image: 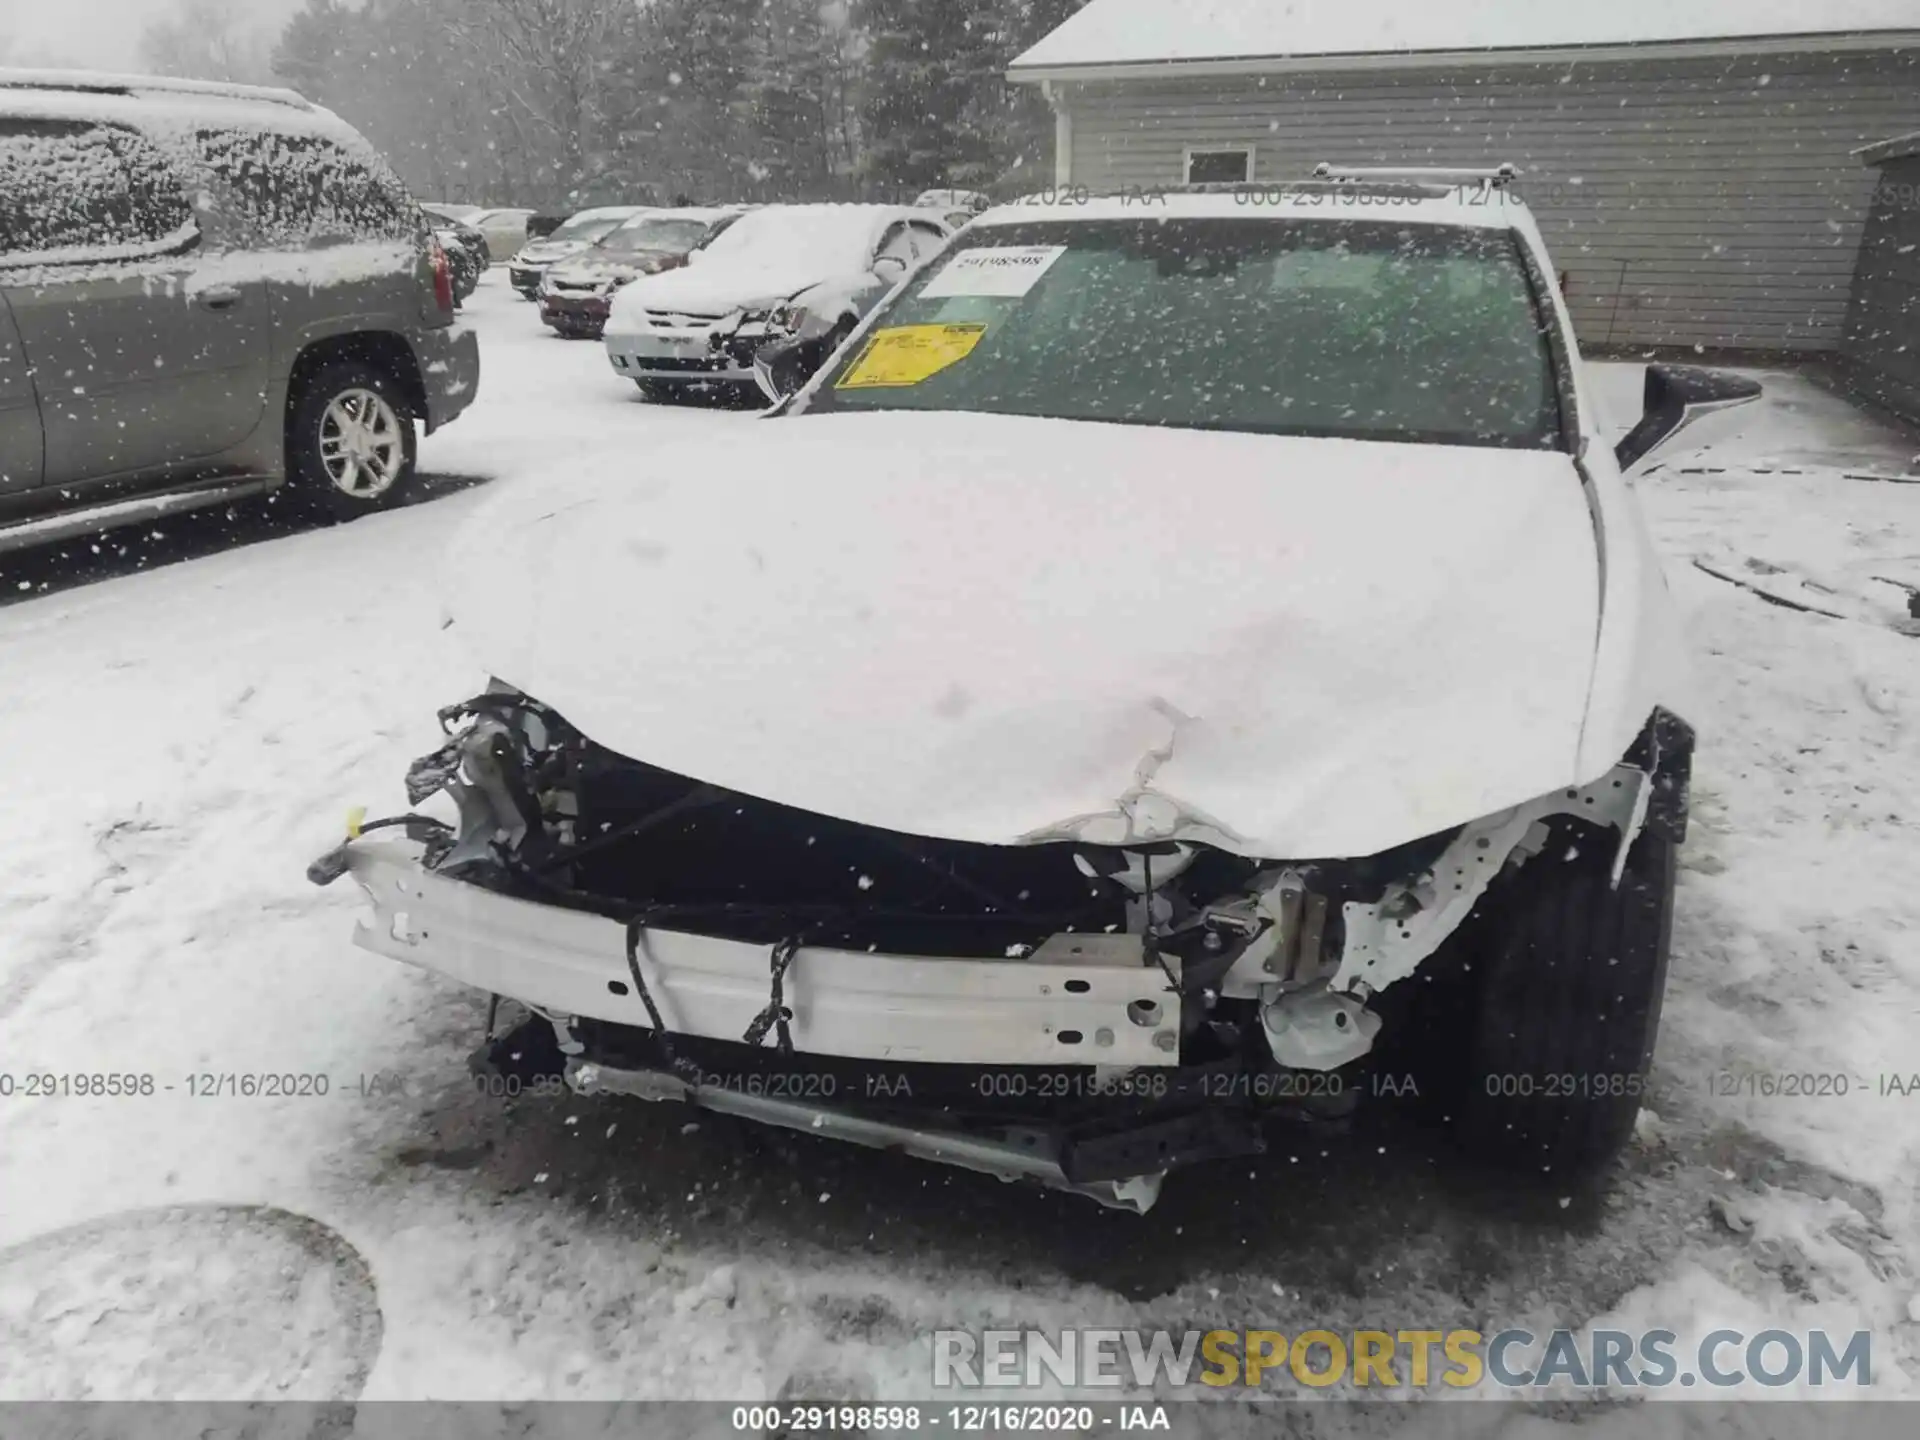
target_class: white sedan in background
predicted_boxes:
[465,206,538,264]
[601,203,952,401]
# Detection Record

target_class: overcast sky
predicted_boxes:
[7,0,303,72]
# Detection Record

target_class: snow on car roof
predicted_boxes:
[1010,0,1920,72]
[614,206,739,225]
[698,202,934,264]
[0,67,313,109]
[972,184,1529,231]
[0,69,366,146]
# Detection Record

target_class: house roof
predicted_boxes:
[1010,0,1920,79]
[1857,131,1920,165]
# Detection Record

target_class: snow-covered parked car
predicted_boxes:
[0,69,480,548]
[601,203,951,400]
[312,172,1758,1211]
[463,206,536,265]
[427,220,482,305]
[506,204,652,299]
[538,207,745,340]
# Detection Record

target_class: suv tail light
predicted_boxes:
[430,240,455,314]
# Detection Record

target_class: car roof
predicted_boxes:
[0,65,366,146]
[977,178,1529,233]
[567,205,651,221]
[0,67,312,110]
[617,206,740,224]
[715,203,949,253]
[750,202,942,222]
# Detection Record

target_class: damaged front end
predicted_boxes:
[312,685,1666,1211]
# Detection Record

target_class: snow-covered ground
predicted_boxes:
[2,274,1917,1421]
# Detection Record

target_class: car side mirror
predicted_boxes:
[752,335,814,407]
[1614,363,1761,472]
[872,254,909,283]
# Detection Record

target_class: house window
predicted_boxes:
[1185,148,1252,184]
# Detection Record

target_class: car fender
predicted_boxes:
[1572,442,1699,784]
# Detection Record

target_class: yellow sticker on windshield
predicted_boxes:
[835,323,987,389]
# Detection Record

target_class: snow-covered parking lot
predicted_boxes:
[2,272,1918,1419]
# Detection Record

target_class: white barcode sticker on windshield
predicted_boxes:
[918,244,1067,298]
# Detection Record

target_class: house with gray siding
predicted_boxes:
[1009,0,1920,352]
[1840,131,1920,421]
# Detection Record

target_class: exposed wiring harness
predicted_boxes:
[741,936,802,1054]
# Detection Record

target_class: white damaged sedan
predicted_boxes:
[312,174,1757,1211]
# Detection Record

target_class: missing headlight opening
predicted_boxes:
[317,686,1674,1211]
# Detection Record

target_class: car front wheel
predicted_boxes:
[287,361,419,519]
[1452,818,1676,1185]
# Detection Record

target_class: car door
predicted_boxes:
[871,221,918,275]
[0,117,269,488]
[859,222,924,315]
[190,125,422,391]
[0,294,41,494]
[906,218,952,259]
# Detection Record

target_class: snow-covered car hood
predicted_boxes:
[547,254,673,289]
[441,412,1606,860]
[611,255,837,319]
[514,238,593,266]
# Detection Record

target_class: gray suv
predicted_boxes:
[0,71,480,552]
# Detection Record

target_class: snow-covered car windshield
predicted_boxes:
[549,212,632,244]
[598,217,713,255]
[808,219,1562,449]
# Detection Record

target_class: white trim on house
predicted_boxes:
[1041,80,1074,185]
[1008,31,1920,84]
[1182,145,1255,184]
[1856,131,1920,164]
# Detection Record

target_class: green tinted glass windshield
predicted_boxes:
[805,218,1561,449]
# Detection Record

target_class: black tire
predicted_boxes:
[285,360,419,521]
[1452,820,1676,1185]
[634,379,679,403]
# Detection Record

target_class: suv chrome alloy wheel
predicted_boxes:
[319,389,405,498]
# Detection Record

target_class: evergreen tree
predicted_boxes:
[856,0,1004,193]
[254,0,1095,206]
[270,0,351,100]
[741,0,848,200]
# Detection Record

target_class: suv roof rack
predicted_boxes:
[0,67,314,112]
[1312,162,1520,188]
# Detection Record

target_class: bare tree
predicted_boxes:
[446,0,631,196]
[139,0,274,84]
